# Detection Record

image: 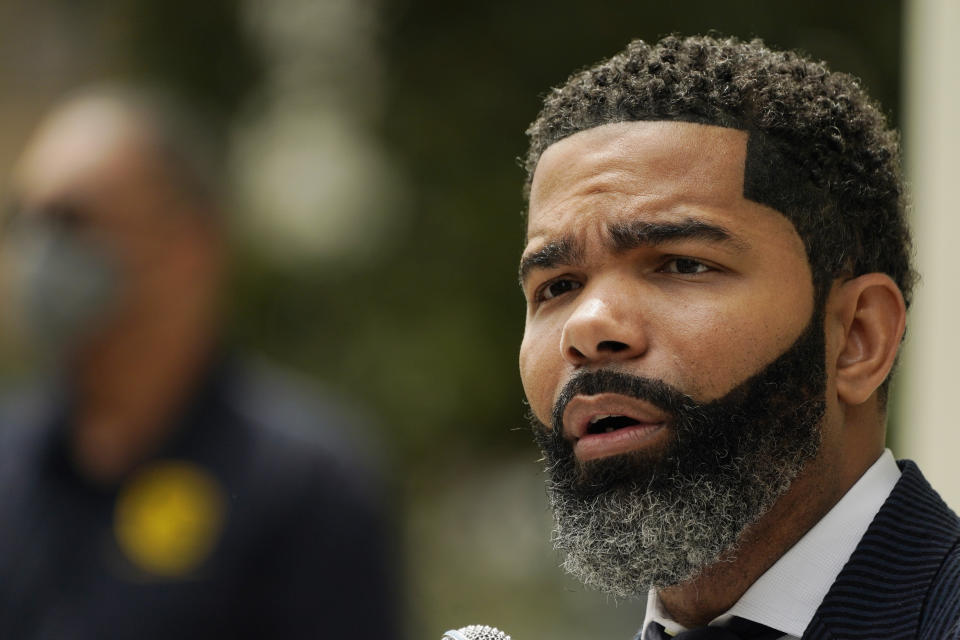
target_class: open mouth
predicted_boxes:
[562,394,671,461]
[586,414,643,435]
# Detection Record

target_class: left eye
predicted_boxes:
[661,258,711,274]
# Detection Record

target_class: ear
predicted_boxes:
[829,273,906,405]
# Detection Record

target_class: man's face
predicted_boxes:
[518,121,825,593]
[11,104,191,276]
[2,102,214,354]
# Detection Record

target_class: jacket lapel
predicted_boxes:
[802,460,960,639]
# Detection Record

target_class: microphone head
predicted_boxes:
[441,624,512,640]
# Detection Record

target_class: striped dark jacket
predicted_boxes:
[803,460,960,639]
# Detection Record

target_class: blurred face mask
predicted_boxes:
[3,210,119,355]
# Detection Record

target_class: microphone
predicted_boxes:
[441,625,512,640]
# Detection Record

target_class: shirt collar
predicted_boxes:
[641,449,901,637]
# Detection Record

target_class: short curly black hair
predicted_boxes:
[524,35,915,309]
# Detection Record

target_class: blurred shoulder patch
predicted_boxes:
[114,460,226,578]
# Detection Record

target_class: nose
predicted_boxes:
[560,283,648,366]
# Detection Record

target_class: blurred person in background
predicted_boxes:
[519,35,959,639]
[0,86,398,639]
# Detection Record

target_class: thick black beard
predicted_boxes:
[529,307,826,595]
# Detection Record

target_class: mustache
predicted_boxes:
[550,369,701,435]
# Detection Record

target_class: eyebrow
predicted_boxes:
[608,218,749,252]
[519,218,749,287]
[519,235,584,286]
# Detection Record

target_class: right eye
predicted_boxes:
[538,278,582,301]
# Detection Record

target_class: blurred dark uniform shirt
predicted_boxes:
[0,357,398,639]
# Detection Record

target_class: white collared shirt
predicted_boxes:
[640,449,901,639]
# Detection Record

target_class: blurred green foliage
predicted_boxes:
[107,0,263,135]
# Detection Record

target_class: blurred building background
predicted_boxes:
[1,1,954,638]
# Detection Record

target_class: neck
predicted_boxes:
[656,434,881,627]
[69,291,218,485]
[656,476,832,626]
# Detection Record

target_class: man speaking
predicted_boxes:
[518,35,960,639]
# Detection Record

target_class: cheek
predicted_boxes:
[519,324,562,423]
[664,306,798,399]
